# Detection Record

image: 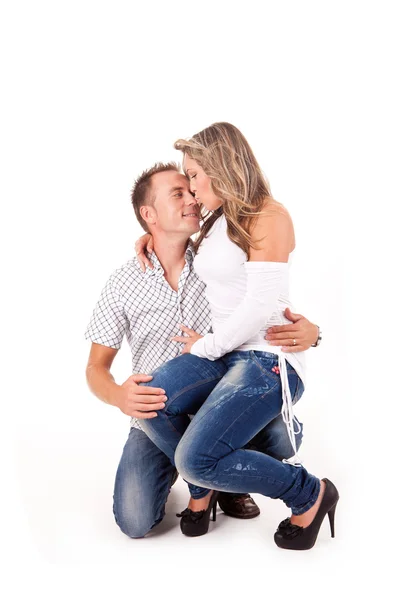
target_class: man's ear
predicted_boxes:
[140,204,157,227]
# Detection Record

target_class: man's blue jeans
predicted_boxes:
[113,426,177,538]
[140,351,320,515]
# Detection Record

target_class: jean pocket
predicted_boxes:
[251,351,297,381]
[250,351,281,382]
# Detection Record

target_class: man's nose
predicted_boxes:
[185,191,197,205]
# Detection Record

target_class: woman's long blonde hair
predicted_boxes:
[174,122,273,258]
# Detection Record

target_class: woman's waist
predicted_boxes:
[231,344,307,386]
[211,306,296,341]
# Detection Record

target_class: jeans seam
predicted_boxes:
[113,467,172,537]
[197,471,287,488]
[250,351,296,380]
[252,351,302,406]
[167,375,223,406]
[290,478,321,515]
[205,378,280,462]
[145,376,222,445]
[176,365,273,451]
[249,351,281,381]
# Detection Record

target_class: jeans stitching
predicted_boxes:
[203,377,281,464]
[167,375,223,406]
[290,478,321,515]
[250,350,296,380]
[113,467,171,538]
[144,376,222,443]
[189,471,288,488]
[176,364,274,452]
[250,351,280,379]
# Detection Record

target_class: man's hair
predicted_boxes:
[131,162,180,232]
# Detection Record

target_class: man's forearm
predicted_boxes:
[86,364,120,406]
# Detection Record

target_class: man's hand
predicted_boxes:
[171,324,203,355]
[135,233,154,273]
[265,308,319,352]
[114,374,167,419]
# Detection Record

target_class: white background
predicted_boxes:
[1,0,398,598]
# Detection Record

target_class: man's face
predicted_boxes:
[147,171,200,236]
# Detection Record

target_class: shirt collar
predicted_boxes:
[185,240,195,267]
[141,251,164,280]
[142,240,195,279]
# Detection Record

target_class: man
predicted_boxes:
[85,162,320,538]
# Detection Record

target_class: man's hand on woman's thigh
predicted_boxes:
[115,374,167,419]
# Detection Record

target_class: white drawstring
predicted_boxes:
[278,354,303,467]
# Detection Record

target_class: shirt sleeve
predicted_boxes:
[190,261,287,360]
[85,275,128,349]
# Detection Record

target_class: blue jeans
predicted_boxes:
[113,421,303,539]
[140,351,319,514]
[113,427,177,538]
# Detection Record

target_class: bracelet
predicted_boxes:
[311,326,322,347]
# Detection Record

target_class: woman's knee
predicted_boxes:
[175,436,211,485]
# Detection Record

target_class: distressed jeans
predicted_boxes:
[140,351,319,514]
[113,426,177,538]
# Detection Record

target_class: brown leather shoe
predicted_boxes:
[217,493,260,519]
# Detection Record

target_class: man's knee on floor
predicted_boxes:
[113,507,159,539]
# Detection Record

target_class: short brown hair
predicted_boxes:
[131,162,180,232]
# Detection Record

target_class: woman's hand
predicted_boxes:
[171,325,204,354]
[135,233,154,272]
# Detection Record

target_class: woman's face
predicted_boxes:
[183,155,222,212]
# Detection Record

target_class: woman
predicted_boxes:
[136,122,338,550]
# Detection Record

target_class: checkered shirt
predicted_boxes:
[85,244,212,429]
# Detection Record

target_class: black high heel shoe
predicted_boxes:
[274,478,339,550]
[176,491,219,537]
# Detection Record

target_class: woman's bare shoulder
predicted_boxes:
[261,198,291,218]
[253,198,293,232]
[249,198,295,258]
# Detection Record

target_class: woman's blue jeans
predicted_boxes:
[140,351,320,515]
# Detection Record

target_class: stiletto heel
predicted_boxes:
[274,478,340,550]
[328,502,337,538]
[176,490,219,537]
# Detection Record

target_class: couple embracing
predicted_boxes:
[85,122,338,550]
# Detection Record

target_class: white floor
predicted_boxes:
[4,427,393,600]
